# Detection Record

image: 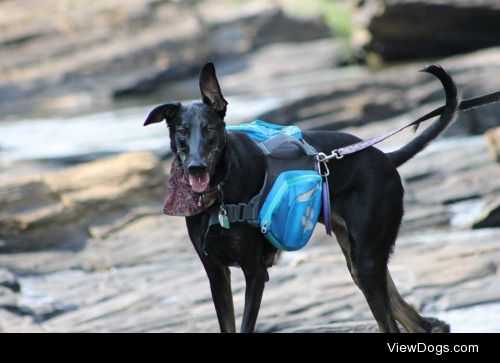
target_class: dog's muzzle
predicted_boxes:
[163,158,218,216]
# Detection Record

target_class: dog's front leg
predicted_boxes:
[202,260,236,333]
[241,268,267,333]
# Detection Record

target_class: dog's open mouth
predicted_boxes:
[188,172,210,193]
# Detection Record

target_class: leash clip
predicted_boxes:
[315,153,332,177]
[330,150,344,160]
[197,194,205,208]
[315,150,343,163]
[315,152,327,163]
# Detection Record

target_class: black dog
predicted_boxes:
[144,62,459,333]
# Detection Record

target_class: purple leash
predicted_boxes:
[316,84,500,235]
[316,120,420,163]
[322,176,332,236]
[317,87,500,162]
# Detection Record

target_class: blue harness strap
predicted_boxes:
[226,120,303,142]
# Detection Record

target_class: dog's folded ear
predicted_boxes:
[199,62,228,118]
[143,102,181,126]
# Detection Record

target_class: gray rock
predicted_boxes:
[277,321,381,333]
[358,0,500,61]
[258,47,500,136]
[0,268,20,293]
[410,163,500,205]
[0,269,20,314]
[207,5,332,55]
[0,1,334,118]
[472,196,500,229]
[432,289,500,311]
[485,126,500,163]
[0,286,17,310]
[400,204,451,233]
[276,318,449,333]
[0,151,165,252]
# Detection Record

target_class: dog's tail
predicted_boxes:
[386,65,460,168]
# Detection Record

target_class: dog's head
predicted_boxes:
[144,62,228,193]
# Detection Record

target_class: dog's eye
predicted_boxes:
[206,127,215,136]
[177,129,187,137]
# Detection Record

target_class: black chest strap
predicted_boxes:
[222,185,264,227]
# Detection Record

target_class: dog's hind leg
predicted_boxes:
[351,250,399,332]
[331,212,399,333]
[331,188,430,332]
[240,267,267,333]
[203,262,237,333]
[387,270,432,333]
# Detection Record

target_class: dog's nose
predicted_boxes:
[188,162,208,174]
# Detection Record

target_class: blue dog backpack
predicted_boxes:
[259,170,322,251]
[224,120,323,251]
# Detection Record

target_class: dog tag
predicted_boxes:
[218,209,230,229]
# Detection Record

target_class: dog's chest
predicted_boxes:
[207,224,273,268]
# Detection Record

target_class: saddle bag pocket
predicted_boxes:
[259,170,322,251]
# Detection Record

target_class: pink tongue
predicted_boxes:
[188,172,210,193]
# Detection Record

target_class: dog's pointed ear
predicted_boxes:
[143,102,181,126]
[199,62,228,118]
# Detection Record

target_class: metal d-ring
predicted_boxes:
[315,152,327,163]
[315,154,330,177]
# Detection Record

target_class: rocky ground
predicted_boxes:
[1,0,500,333]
